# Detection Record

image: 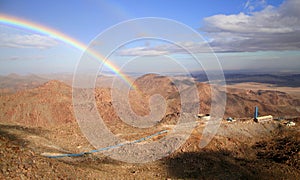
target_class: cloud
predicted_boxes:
[202,0,300,52]
[105,0,300,56]
[0,55,45,61]
[115,0,300,56]
[118,46,168,56]
[0,33,59,49]
[244,0,267,12]
[117,42,213,56]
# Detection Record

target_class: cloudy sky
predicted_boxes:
[0,0,299,75]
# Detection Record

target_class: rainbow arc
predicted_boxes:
[0,14,134,88]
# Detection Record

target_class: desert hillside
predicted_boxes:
[0,74,299,179]
[0,74,299,127]
[0,113,299,179]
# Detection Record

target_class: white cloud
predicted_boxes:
[0,55,45,61]
[203,0,300,52]
[118,0,300,56]
[117,42,212,56]
[244,0,267,12]
[114,0,300,56]
[0,33,59,49]
[118,46,168,56]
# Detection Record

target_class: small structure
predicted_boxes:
[253,106,273,122]
[274,117,284,121]
[254,106,259,122]
[197,113,211,121]
[256,115,273,122]
[226,117,236,122]
[286,121,296,126]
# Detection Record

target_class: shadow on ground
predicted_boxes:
[164,150,259,179]
[164,147,299,180]
[0,124,46,147]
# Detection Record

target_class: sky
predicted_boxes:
[0,0,300,75]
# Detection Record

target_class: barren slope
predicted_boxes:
[1,74,300,127]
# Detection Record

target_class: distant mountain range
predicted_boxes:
[191,72,300,87]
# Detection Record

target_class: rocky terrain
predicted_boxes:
[0,73,299,179]
[0,117,299,179]
[0,74,48,95]
[1,74,299,126]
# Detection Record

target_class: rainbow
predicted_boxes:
[0,14,134,88]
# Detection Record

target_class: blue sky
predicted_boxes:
[1,0,300,75]
[0,0,252,43]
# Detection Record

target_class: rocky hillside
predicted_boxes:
[0,74,48,94]
[0,80,74,126]
[0,74,299,179]
[0,74,299,127]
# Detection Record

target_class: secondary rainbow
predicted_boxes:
[0,14,134,87]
